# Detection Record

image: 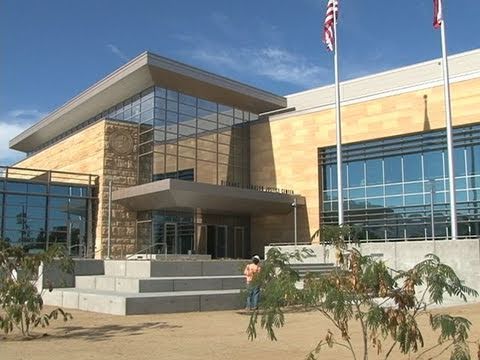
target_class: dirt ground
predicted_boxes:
[1,303,480,360]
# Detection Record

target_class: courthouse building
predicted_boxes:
[1,48,480,258]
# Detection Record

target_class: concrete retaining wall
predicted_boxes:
[267,239,480,305]
[40,259,105,289]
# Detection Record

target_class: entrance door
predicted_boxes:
[206,225,216,257]
[67,221,83,257]
[234,226,245,259]
[164,222,177,254]
[206,225,228,258]
[216,225,227,258]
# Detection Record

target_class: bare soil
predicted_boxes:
[1,303,480,360]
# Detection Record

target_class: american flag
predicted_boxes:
[323,0,338,52]
[433,0,443,29]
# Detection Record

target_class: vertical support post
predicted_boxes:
[293,197,298,247]
[107,180,112,259]
[429,180,436,242]
[333,3,343,226]
[439,6,457,239]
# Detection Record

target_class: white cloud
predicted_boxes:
[106,44,128,61]
[191,46,328,88]
[0,109,46,165]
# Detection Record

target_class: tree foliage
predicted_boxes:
[247,246,479,360]
[0,240,73,337]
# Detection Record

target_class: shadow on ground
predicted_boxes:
[48,322,183,342]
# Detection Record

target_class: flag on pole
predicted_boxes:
[323,0,338,51]
[433,0,443,29]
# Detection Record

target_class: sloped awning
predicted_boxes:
[112,179,304,215]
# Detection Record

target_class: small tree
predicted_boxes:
[0,240,73,337]
[311,225,360,266]
[247,247,479,360]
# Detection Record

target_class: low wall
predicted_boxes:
[39,259,105,290]
[266,239,480,305]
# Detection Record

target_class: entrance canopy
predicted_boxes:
[112,179,305,215]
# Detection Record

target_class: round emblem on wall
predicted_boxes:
[109,130,134,155]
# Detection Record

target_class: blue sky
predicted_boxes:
[1,0,479,163]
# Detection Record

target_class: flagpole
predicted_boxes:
[333,3,344,226]
[439,1,458,240]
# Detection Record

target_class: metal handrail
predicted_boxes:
[126,242,168,260]
[267,242,311,246]
[68,244,86,258]
[268,236,480,247]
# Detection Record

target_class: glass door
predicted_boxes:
[234,226,244,259]
[67,221,84,257]
[164,222,177,254]
[216,225,227,258]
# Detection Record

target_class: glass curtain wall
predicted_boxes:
[135,86,256,255]
[0,167,96,255]
[137,86,254,186]
[320,124,480,241]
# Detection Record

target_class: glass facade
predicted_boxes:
[320,124,480,241]
[137,86,255,187]
[0,167,97,255]
[104,85,257,257]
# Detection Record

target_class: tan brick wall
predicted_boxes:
[250,77,480,251]
[15,119,138,258]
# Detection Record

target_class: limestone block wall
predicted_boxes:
[15,119,139,258]
[250,77,480,251]
[102,121,138,256]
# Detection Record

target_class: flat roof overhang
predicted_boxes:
[112,179,305,215]
[10,52,287,152]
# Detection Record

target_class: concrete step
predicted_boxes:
[104,260,246,277]
[75,275,245,293]
[43,288,242,315]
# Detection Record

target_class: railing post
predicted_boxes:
[107,180,112,259]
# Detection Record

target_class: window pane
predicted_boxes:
[179,93,196,106]
[467,145,480,175]
[366,185,383,197]
[5,194,27,206]
[454,147,466,176]
[50,185,70,196]
[403,153,422,181]
[385,196,403,207]
[178,145,196,159]
[384,156,402,183]
[28,195,46,207]
[366,159,383,185]
[385,184,402,196]
[28,183,47,193]
[198,99,217,112]
[424,151,443,180]
[348,161,365,187]
[198,119,217,131]
[6,181,27,193]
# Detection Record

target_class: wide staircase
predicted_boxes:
[43,259,247,315]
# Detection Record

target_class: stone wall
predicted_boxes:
[102,121,138,256]
[15,119,139,258]
[250,77,480,250]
